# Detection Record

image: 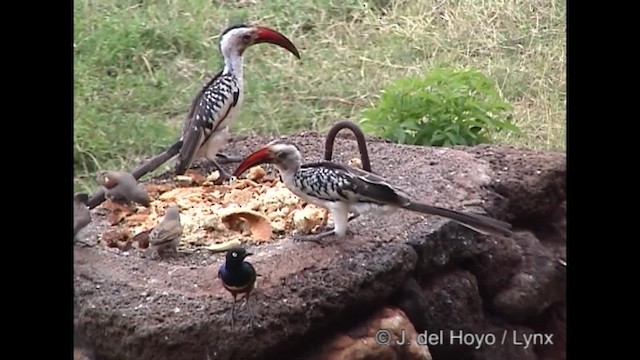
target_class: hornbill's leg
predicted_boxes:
[216,153,244,164]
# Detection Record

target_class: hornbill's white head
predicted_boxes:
[218,24,301,59]
[234,139,303,176]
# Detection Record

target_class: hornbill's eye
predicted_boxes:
[242,34,252,42]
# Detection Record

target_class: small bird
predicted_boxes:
[98,171,151,207]
[233,139,514,242]
[218,247,257,328]
[145,206,183,258]
[74,193,91,237]
[175,23,301,183]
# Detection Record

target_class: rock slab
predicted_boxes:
[74,133,566,360]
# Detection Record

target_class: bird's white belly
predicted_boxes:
[200,90,245,160]
[217,90,244,131]
[202,127,231,160]
[290,186,328,208]
[350,202,395,216]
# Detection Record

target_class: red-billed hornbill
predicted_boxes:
[175,24,300,182]
[234,139,514,242]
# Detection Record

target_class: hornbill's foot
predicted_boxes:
[293,231,333,243]
[215,152,243,164]
[209,159,237,185]
[293,228,354,243]
[213,171,236,185]
[190,158,211,171]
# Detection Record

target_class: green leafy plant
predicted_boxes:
[360,68,521,146]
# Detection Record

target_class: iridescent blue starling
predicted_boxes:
[218,247,257,328]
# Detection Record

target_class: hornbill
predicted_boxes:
[175,24,300,182]
[233,139,514,242]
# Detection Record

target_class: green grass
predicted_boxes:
[74,0,566,192]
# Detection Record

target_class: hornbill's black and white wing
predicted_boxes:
[297,161,410,206]
[176,72,241,174]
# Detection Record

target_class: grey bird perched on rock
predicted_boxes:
[145,206,183,258]
[98,171,151,207]
[74,193,91,237]
[234,139,514,242]
[174,23,300,183]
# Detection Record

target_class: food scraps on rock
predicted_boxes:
[98,166,329,249]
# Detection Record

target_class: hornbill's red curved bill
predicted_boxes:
[233,139,514,242]
[175,24,300,183]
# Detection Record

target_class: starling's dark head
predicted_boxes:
[233,138,303,177]
[218,23,300,59]
[225,247,253,263]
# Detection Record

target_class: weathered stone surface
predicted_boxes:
[309,307,431,360]
[529,302,566,360]
[405,270,485,359]
[74,239,417,360]
[402,143,566,360]
[492,232,566,321]
[462,144,566,224]
[74,132,566,360]
[471,325,538,360]
[397,272,540,360]
[421,270,484,331]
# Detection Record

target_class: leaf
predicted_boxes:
[494,120,523,134]
[414,126,434,144]
[474,113,495,126]
[444,124,461,134]
[431,131,447,143]
[464,126,479,139]
[444,131,459,145]
[393,128,407,144]
[400,120,422,131]
[358,67,520,146]
[458,134,470,146]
